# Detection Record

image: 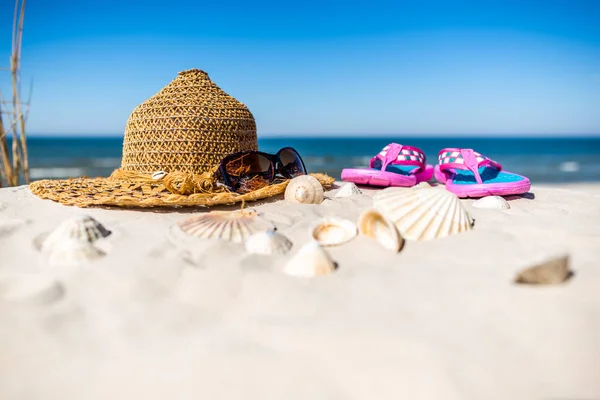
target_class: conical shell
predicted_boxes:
[245,230,293,255]
[472,195,510,210]
[284,175,324,204]
[310,218,357,246]
[45,239,106,267]
[334,182,362,198]
[358,208,404,252]
[373,187,474,241]
[175,209,275,243]
[42,215,111,252]
[515,254,571,285]
[283,241,337,278]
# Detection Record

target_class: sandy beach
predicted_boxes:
[0,182,599,400]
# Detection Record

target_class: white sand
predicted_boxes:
[0,183,599,400]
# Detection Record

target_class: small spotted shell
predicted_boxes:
[284,175,324,204]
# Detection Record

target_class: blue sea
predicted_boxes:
[22,136,600,184]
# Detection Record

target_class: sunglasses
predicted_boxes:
[218,147,307,194]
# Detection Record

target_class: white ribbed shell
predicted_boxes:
[357,208,404,252]
[176,209,275,243]
[284,175,324,204]
[42,215,111,252]
[472,195,510,210]
[373,187,474,241]
[45,239,106,266]
[283,241,337,278]
[245,230,293,255]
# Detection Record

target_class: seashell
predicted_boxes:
[45,239,106,267]
[472,195,510,210]
[245,230,293,255]
[515,254,572,285]
[175,209,275,243]
[283,241,337,278]
[284,175,324,204]
[414,181,432,188]
[152,170,166,180]
[0,273,65,305]
[310,218,357,246]
[0,218,26,237]
[373,187,474,241]
[41,215,111,252]
[357,208,404,252]
[334,182,362,198]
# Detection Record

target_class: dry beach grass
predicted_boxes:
[0,0,30,187]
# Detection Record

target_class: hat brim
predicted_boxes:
[29,173,335,208]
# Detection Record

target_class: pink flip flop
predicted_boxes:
[341,143,434,187]
[434,148,531,198]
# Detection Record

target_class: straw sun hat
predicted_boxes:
[30,69,333,208]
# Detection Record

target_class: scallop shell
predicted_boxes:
[245,230,293,255]
[152,170,166,180]
[41,215,111,252]
[334,182,362,198]
[310,218,357,246]
[373,187,474,241]
[472,195,510,210]
[283,241,336,278]
[175,209,275,243]
[284,175,324,204]
[45,239,106,267]
[358,208,404,252]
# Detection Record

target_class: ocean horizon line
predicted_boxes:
[21,133,600,139]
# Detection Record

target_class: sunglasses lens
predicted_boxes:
[223,152,274,193]
[278,148,306,178]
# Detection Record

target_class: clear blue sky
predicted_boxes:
[1,0,599,136]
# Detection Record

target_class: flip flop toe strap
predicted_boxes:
[437,148,502,184]
[369,143,426,172]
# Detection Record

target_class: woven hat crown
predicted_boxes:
[121,69,258,174]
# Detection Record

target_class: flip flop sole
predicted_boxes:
[341,165,434,188]
[434,165,531,198]
[445,179,531,198]
[341,169,415,187]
